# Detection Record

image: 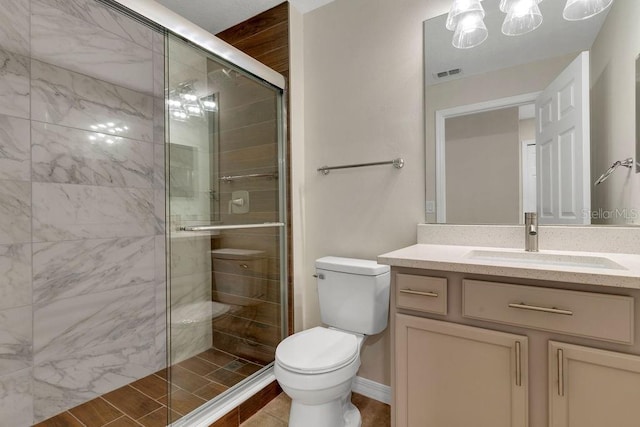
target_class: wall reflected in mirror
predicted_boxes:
[425,0,640,226]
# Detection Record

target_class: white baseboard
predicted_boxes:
[352,376,391,405]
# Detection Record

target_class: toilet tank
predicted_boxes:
[316,256,391,335]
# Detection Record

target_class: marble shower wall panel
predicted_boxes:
[0,50,30,120]
[0,244,31,310]
[31,122,154,188]
[31,59,154,142]
[0,0,169,422]
[0,180,31,245]
[32,183,156,242]
[0,368,33,427]
[0,305,32,376]
[32,237,155,305]
[0,0,30,57]
[31,0,154,94]
[33,283,156,421]
[0,115,30,181]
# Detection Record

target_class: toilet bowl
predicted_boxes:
[274,257,390,427]
[275,327,365,427]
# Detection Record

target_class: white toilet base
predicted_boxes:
[288,391,362,427]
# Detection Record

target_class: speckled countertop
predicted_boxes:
[378,244,640,289]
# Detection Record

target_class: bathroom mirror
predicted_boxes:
[425,0,640,226]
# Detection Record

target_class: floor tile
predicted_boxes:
[169,365,211,392]
[197,348,237,366]
[261,393,291,422]
[104,416,143,426]
[130,373,168,400]
[166,389,207,415]
[178,355,220,376]
[240,412,286,427]
[69,397,123,426]
[137,407,181,427]
[193,381,229,401]
[352,393,391,427]
[103,386,162,420]
[207,368,246,387]
[234,361,263,376]
[34,411,84,427]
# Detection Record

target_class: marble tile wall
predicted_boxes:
[0,0,167,424]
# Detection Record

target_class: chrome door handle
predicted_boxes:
[399,289,439,298]
[508,302,573,316]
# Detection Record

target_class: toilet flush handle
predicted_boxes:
[312,274,325,279]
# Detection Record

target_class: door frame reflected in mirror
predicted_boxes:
[435,91,540,223]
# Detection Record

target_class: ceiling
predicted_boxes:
[425,0,611,86]
[154,0,335,35]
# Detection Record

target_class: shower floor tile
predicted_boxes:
[35,347,265,427]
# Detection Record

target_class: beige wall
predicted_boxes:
[520,117,535,142]
[425,54,576,222]
[590,0,640,225]
[445,108,520,224]
[295,0,451,386]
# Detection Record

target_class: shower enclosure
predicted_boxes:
[0,0,287,425]
[165,32,288,425]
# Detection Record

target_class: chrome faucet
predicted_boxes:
[524,212,538,252]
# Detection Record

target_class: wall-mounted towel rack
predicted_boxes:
[219,172,278,183]
[594,158,633,186]
[318,158,405,175]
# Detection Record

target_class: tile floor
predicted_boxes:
[239,392,391,427]
[34,348,265,427]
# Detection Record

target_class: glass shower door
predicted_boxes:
[165,34,286,422]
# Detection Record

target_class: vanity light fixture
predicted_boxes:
[446,0,489,49]
[447,0,614,48]
[563,0,613,21]
[500,0,543,36]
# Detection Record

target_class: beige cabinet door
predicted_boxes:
[549,341,640,427]
[395,314,528,427]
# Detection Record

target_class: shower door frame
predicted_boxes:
[99,1,289,425]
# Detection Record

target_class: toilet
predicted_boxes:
[274,256,391,427]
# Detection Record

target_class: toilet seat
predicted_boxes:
[276,327,359,374]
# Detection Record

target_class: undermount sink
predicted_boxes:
[465,249,628,271]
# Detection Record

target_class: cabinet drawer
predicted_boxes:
[463,280,634,344]
[396,274,447,315]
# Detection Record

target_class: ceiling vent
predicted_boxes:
[434,68,462,79]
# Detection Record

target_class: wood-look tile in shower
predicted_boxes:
[102,386,162,421]
[68,398,123,427]
[176,355,220,377]
[129,374,169,400]
[206,368,247,388]
[33,411,84,427]
[103,417,141,427]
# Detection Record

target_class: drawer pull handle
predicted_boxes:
[558,348,565,397]
[508,302,573,316]
[515,341,522,387]
[239,263,249,269]
[400,289,439,298]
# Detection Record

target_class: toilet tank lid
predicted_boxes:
[315,256,390,276]
[210,248,265,259]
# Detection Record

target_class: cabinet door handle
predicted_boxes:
[557,348,565,396]
[508,302,573,316]
[399,289,438,298]
[515,341,522,387]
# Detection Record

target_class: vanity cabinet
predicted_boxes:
[390,271,640,427]
[395,314,528,427]
[549,341,640,427]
